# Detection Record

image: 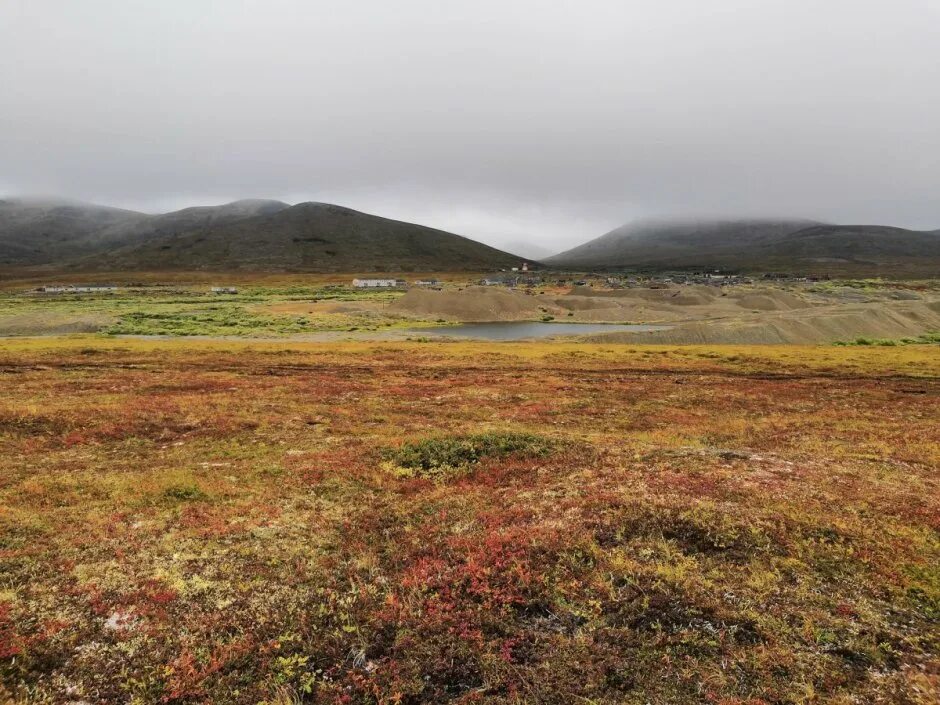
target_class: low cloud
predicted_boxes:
[2,0,938,251]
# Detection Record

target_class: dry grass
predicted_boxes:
[0,338,937,704]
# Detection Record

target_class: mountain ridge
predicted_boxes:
[4,198,940,275]
[1,197,523,272]
[546,217,940,276]
[82,201,524,272]
[0,197,290,267]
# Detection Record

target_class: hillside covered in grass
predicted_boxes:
[0,198,523,273]
[546,217,940,277]
[0,198,288,267]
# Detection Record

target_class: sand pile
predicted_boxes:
[390,286,555,321]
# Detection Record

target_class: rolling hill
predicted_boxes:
[0,198,523,272]
[0,198,290,267]
[545,217,940,276]
[0,198,148,265]
[6,198,939,275]
[110,198,290,244]
[89,202,523,272]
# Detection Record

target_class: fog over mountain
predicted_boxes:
[2,1,939,252]
[0,197,523,272]
[546,217,940,276]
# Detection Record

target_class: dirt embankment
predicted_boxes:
[381,284,940,344]
[557,285,814,322]
[389,286,559,322]
[392,284,818,324]
[585,300,940,345]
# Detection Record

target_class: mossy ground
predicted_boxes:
[0,338,937,703]
[0,285,411,337]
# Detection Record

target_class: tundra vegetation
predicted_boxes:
[833,332,940,347]
[0,285,416,337]
[4,277,940,345]
[0,338,937,704]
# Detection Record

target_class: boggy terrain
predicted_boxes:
[1,338,938,704]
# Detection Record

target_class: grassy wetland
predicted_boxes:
[0,281,418,338]
[2,275,938,344]
[0,335,937,704]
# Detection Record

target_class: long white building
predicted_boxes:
[352,279,404,288]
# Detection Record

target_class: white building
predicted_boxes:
[352,278,400,288]
[38,284,118,293]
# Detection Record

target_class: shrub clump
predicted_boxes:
[163,484,207,501]
[383,431,555,479]
[833,331,940,346]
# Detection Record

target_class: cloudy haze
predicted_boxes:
[2,0,939,253]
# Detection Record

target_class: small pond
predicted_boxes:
[407,321,671,341]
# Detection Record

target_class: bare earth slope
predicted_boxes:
[586,299,940,344]
[391,284,817,324]
[390,283,940,344]
[94,202,523,272]
[390,286,550,321]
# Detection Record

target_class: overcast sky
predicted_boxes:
[2,0,939,253]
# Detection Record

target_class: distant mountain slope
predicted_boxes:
[545,218,822,268]
[545,217,940,275]
[0,198,290,266]
[761,225,940,260]
[0,198,147,265]
[110,199,290,242]
[94,202,523,272]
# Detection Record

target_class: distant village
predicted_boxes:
[29,264,826,297]
[35,284,119,293]
[354,265,826,291]
[471,269,829,291]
